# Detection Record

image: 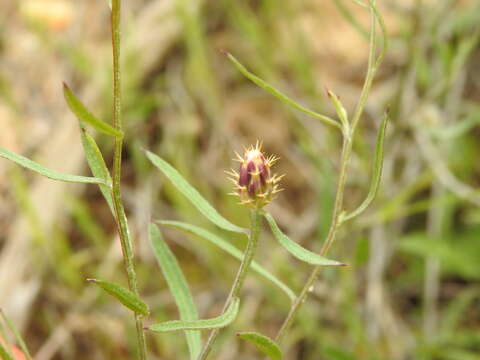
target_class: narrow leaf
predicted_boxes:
[0,148,107,185]
[145,150,247,234]
[149,224,201,359]
[224,51,342,131]
[159,220,295,302]
[326,89,349,131]
[342,111,388,222]
[79,129,114,214]
[237,332,283,360]
[63,83,123,137]
[87,279,149,316]
[147,297,240,332]
[0,310,32,360]
[264,212,344,266]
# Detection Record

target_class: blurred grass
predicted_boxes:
[0,0,480,359]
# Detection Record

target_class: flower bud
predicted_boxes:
[227,142,283,208]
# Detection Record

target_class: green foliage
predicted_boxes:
[158,220,295,301]
[149,224,202,359]
[145,150,247,234]
[342,111,389,222]
[87,279,150,317]
[263,212,344,266]
[63,83,122,137]
[225,51,342,130]
[237,332,283,359]
[79,130,114,213]
[147,297,240,332]
[0,148,107,185]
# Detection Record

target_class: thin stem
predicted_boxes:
[197,210,262,360]
[274,0,383,343]
[274,137,352,342]
[110,1,147,359]
[351,0,378,133]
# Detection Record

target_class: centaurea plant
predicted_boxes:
[0,0,388,359]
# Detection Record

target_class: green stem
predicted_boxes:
[110,1,147,359]
[197,209,262,360]
[274,136,352,342]
[274,0,383,343]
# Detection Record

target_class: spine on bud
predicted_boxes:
[227,141,283,209]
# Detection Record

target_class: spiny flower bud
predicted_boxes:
[227,142,283,209]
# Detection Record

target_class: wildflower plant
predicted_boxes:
[0,0,388,359]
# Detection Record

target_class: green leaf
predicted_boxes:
[87,279,149,316]
[263,212,344,266]
[0,148,107,186]
[0,310,33,360]
[237,332,283,360]
[224,51,342,131]
[326,89,349,132]
[145,150,247,234]
[342,111,388,222]
[79,129,114,214]
[149,224,201,359]
[147,297,240,332]
[63,83,123,138]
[159,220,295,302]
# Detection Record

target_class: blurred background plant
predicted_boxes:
[0,0,479,359]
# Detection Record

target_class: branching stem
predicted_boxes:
[274,136,352,342]
[274,0,383,343]
[110,1,147,359]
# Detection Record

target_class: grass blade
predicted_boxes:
[224,51,342,131]
[63,83,123,138]
[146,297,240,332]
[145,150,247,234]
[158,220,295,302]
[87,279,149,316]
[149,224,201,359]
[264,212,345,266]
[237,332,283,360]
[342,111,388,222]
[79,129,114,214]
[0,148,107,186]
[0,310,32,360]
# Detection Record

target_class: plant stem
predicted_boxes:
[274,1,382,343]
[274,136,352,342]
[197,209,262,360]
[110,1,147,359]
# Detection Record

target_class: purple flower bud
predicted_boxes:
[229,142,283,208]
